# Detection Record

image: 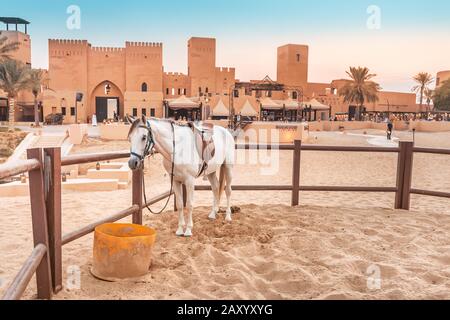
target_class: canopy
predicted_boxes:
[167,95,199,110]
[274,99,301,110]
[260,97,281,110]
[302,98,330,111]
[211,99,229,117]
[240,100,258,117]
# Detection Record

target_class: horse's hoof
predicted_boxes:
[208,213,217,220]
[184,229,193,237]
[176,228,184,237]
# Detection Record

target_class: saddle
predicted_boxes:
[187,122,215,177]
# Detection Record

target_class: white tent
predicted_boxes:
[240,100,258,117]
[274,99,301,110]
[302,98,330,111]
[167,95,199,110]
[260,97,281,110]
[211,99,229,117]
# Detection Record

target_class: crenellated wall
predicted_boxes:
[215,67,235,95]
[188,37,216,95]
[125,41,163,93]
[48,39,89,92]
[163,72,189,98]
[46,39,164,122]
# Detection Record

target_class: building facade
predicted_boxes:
[0,19,35,122]
[2,18,441,124]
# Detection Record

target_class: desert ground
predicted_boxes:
[0,129,449,299]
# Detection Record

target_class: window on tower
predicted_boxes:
[296,54,300,62]
[141,82,148,92]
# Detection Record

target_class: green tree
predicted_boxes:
[0,32,19,60]
[433,80,450,111]
[412,72,434,112]
[0,60,31,130]
[338,67,381,121]
[28,69,49,127]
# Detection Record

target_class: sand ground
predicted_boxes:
[0,129,449,299]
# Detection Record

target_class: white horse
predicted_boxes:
[128,116,235,237]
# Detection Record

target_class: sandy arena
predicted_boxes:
[1,129,449,299]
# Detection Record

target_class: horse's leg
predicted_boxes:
[207,172,219,220]
[184,178,195,237]
[224,165,233,222]
[173,181,185,236]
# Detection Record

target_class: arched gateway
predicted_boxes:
[90,81,124,123]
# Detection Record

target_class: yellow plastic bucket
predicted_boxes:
[91,223,156,281]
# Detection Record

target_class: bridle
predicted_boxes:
[130,123,156,161]
[131,120,175,215]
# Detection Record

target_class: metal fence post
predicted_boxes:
[27,148,52,300]
[43,147,62,294]
[132,169,143,225]
[291,140,302,206]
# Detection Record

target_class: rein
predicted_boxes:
[134,120,176,215]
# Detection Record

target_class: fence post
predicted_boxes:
[291,140,302,206]
[43,148,62,294]
[395,142,406,209]
[395,141,414,210]
[401,141,414,210]
[132,169,143,225]
[27,148,52,300]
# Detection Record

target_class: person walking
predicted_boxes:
[387,119,393,140]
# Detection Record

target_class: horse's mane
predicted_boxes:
[127,117,195,138]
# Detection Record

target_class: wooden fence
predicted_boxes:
[1,140,449,300]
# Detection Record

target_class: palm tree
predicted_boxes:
[28,69,49,127]
[424,88,434,113]
[0,32,19,60]
[338,67,381,121]
[0,60,31,130]
[412,72,434,112]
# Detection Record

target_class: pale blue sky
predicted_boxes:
[2,0,450,92]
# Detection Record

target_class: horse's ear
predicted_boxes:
[141,114,147,124]
[127,116,140,139]
[126,114,135,124]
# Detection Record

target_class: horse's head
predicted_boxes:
[127,115,154,170]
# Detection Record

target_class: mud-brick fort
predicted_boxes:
[1,18,448,124]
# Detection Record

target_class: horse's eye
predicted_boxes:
[142,135,146,141]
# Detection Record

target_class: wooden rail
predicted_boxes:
[61,205,140,246]
[411,189,450,199]
[61,151,130,166]
[0,159,40,180]
[1,139,449,300]
[1,244,47,300]
[0,148,171,301]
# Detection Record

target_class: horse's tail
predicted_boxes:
[218,164,226,204]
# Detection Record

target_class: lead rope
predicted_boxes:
[142,122,176,215]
